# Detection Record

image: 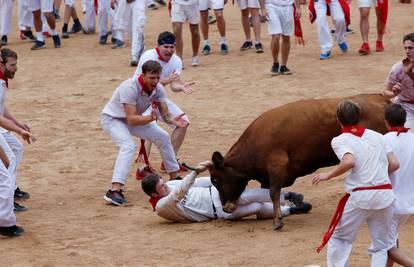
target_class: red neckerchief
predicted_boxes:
[341,125,365,137]
[388,127,410,136]
[155,47,169,62]
[149,196,162,211]
[0,70,8,88]
[137,75,153,96]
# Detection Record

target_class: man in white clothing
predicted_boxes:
[383,104,414,266]
[0,0,13,46]
[312,100,398,266]
[102,60,187,206]
[141,161,312,223]
[133,32,194,179]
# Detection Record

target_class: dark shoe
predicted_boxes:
[20,30,35,41]
[52,35,61,48]
[208,15,216,24]
[155,0,167,5]
[130,55,139,67]
[99,34,109,45]
[1,35,7,46]
[240,40,253,51]
[285,192,304,206]
[111,39,125,49]
[14,187,30,200]
[111,37,116,44]
[160,162,189,172]
[271,63,279,76]
[31,40,46,50]
[14,202,27,212]
[62,29,70,39]
[103,190,128,206]
[202,44,211,55]
[255,42,264,53]
[69,23,83,34]
[220,43,228,55]
[279,65,292,75]
[147,3,158,10]
[0,225,25,237]
[136,165,155,180]
[289,202,312,214]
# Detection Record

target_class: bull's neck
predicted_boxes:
[225,143,255,175]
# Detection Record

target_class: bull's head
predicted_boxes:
[209,151,248,213]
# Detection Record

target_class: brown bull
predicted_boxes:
[209,94,391,230]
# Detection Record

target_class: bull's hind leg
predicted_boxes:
[266,153,289,231]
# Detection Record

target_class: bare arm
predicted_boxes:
[383,83,400,98]
[312,153,355,185]
[0,145,9,168]
[387,152,400,175]
[3,108,30,131]
[123,104,156,126]
[157,101,188,127]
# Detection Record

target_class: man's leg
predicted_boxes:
[240,8,251,43]
[374,6,385,52]
[250,8,261,44]
[199,10,210,54]
[98,0,110,41]
[358,6,370,54]
[189,23,200,60]
[0,0,13,44]
[83,0,96,33]
[215,9,228,54]
[172,22,184,59]
[315,0,332,57]
[330,0,347,50]
[280,35,290,66]
[0,142,16,229]
[62,4,72,37]
[130,0,146,64]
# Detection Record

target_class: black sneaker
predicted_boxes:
[255,42,264,53]
[285,192,304,206]
[289,202,312,214]
[69,23,83,34]
[104,190,128,206]
[271,63,279,75]
[208,15,216,24]
[111,39,125,49]
[202,44,211,55]
[240,41,253,51]
[14,202,27,212]
[0,225,25,237]
[99,33,109,45]
[23,30,35,41]
[1,35,7,46]
[111,37,116,44]
[31,40,46,50]
[279,65,292,75]
[52,35,61,48]
[155,0,167,5]
[147,3,158,10]
[14,187,30,200]
[220,43,228,55]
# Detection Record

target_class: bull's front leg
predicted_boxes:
[270,181,283,230]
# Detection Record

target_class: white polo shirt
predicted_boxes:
[332,129,395,210]
[102,77,167,118]
[384,131,414,214]
[133,48,183,80]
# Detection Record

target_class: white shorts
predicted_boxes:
[358,0,377,7]
[28,0,54,12]
[199,0,225,11]
[390,214,410,246]
[171,2,200,24]
[266,4,294,36]
[64,0,75,7]
[237,0,260,10]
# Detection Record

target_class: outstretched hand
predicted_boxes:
[19,129,36,144]
[182,82,195,94]
[195,160,213,174]
[312,172,330,186]
[171,114,189,128]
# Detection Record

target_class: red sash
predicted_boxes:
[0,71,8,88]
[316,183,392,253]
[94,0,98,15]
[309,0,350,26]
[293,4,305,45]
[388,127,410,136]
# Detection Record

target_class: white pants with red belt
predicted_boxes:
[83,0,96,33]
[327,201,394,267]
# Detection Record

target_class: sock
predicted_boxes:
[50,29,57,36]
[62,23,68,32]
[36,32,44,42]
[219,37,227,45]
[255,40,261,45]
[203,39,209,46]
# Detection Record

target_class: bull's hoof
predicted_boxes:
[223,202,237,213]
[272,219,284,231]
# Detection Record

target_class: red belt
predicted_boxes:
[316,183,392,253]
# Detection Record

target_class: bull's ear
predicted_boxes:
[212,151,224,169]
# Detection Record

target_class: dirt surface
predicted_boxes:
[1,1,413,266]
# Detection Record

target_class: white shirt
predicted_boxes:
[0,81,8,133]
[384,131,414,214]
[133,49,183,80]
[156,173,217,222]
[332,129,395,210]
[102,78,167,118]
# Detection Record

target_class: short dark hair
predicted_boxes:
[336,100,361,126]
[0,48,17,64]
[141,173,161,196]
[157,31,176,46]
[385,103,406,127]
[403,33,414,43]
[141,60,162,74]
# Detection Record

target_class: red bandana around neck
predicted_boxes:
[155,47,169,62]
[341,125,365,137]
[138,75,153,96]
[388,127,410,136]
[0,71,8,88]
[149,196,162,211]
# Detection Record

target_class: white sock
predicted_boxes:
[36,32,44,42]
[50,29,57,36]
[203,39,209,46]
[219,37,227,45]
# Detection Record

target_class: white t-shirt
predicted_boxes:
[102,78,167,118]
[332,129,395,210]
[133,49,183,80]
[156,173,217,222]
[0,81,8,133]
[384,131,414,214]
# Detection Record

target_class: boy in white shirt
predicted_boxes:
[312,100,398,266]
[383,103,414,266]
[141,161,312,223]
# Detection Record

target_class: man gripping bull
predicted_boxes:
[141,161,312,223]
[101,60,187,206]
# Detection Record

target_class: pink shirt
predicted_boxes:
[387,61,414,112]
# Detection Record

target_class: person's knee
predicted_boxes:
[241,8,249,17]
[214,10,224,19]
[272,34,281,42]
[282,35,290,43]
[153,131,171,147]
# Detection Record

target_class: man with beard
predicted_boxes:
[0,48,36,237]
[133,32,194,179]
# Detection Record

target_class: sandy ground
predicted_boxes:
[1,0,413,266]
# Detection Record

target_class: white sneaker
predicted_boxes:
[191,56,199,67]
